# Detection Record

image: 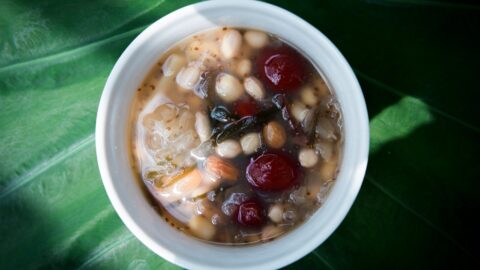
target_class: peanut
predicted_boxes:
[263,121,286,149]
[205,156,239,181]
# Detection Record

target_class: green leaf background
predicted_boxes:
[1,0,479,269]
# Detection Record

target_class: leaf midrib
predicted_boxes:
[0,24,149,74]
[0,133,94,199]
[76,231,135,270]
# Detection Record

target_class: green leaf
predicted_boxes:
[1,0,479,269]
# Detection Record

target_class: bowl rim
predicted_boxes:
[96,1,369,269]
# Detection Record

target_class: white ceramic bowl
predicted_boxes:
[96,1,369,269]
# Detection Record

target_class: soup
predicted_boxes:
[129,27,343,245]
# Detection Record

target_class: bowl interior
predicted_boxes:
[96,1,369,270]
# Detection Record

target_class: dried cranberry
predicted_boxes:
[246,152,300,191]
[257,46,306,93]
[233,98,259,117]
[235,199,264,227]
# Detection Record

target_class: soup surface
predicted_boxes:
[130,27,343,245]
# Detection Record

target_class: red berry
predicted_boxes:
[246,152,300,191]
[233,98,259,117]
[236,199,264,227]
[257,46,306,93]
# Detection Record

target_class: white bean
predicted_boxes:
[221,29,242,59]
[235,59,252,77]
[243,76,265,100]
[268,204,284,223]
[300,86,318,106]
[291,101,309,122]
[244,30,269,48]
[195,111,211,142]
[215,139,242,158]
[188,215,216,240]
[298,147,318,168]
[176,66,201,90]
[162,54,186,77]
[240,132,261,155]
[215,73,244,102]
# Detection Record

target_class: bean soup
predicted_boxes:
[129,27,343,245]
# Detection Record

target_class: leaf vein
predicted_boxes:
[354,69,480,133]
[76,232,135,270]
[0,24,148,74]
[312,250,335,270]
[0,133,94,199]
[366,175,479,264]
[0,0,167,71]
